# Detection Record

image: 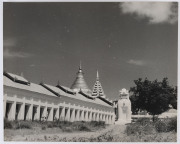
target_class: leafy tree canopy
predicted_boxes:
[130,78,177,116]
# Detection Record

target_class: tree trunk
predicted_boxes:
[152,115,155,122]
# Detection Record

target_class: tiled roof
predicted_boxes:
[43,83,112,106]
[7,72,29,82]
[4,71,30,85]
[56,85,76,95]
[3,76,57,97]
[3,72,112,107]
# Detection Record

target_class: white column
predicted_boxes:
[96,113,99,121]
[3,100,6,118]
[74,109,77,121]
[70,108,75,122]
[111,115,113,124]
[109,115,112,124]
[89,111,92,121]
[93,113,96,121]
[48,108,53,121]
[109,115,111,124]
[28,104,33,120]
[87,111,90,121]
[55,108,59,120]
[107,115,110,124]
[35,105,40,121]
[9,102,16,120]
[99,113,102,121]
[92,112,94,121]
[81,110,84,121]
[59,107,65,121]
[105,115,108,124]
[76,109,80,121]
[94,113,97,121]
[79,110,82,121]
[102,114,105,121]
[93,112,95,121]
[112,113,115,124]
[65,108,70,121]
[104,114,106,122]
[84,111,88,121]
[108,115,111,124]
[19,103,25,120]
[43,106,47,121]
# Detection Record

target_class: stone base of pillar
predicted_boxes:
[115,119,131,125]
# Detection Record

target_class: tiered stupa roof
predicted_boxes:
[91,71,105,98]
[71,63,91,93]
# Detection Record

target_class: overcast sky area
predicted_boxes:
[3,2,178,100]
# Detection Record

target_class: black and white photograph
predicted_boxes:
[2,1,178,142]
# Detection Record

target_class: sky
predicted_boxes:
[3,2,178,101]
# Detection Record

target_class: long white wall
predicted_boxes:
[4,86,115,124]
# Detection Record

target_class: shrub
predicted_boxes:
[42,126,46,130]
[63,121,72,125]
[16,121,32,129]
[136,118,151,126]
[47,122,53,128]
[168,117,177,132]
[4,119,13,129]
[125,120,155,136]
[125,124,141,136]
[154,118,177,133]
[155,120,167,132]
[90,121,105,127]
[62,127,73,132]
[78,125,91,131]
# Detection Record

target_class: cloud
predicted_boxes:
[30,64,35,67]
[127,59,145,66]
[120,2,178,24]
[4,49,32,59]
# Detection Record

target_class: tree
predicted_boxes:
[130,78,177,121]
[129,94,139,114]
[169,86,177,109]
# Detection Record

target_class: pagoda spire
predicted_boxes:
[71,63,91,93]
[91,71,105,98]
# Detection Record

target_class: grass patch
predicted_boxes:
[155,117,177,132]
[125,117,177,142]
[4,119,32,129]
[4,119,106,133]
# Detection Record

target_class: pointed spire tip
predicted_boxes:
[79,61,82,70]
[96,70,99,80]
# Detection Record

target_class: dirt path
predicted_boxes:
[5,124,127,142]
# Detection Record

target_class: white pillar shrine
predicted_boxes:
[115,88,131,125]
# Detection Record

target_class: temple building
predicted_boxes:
[3,64,115,124]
